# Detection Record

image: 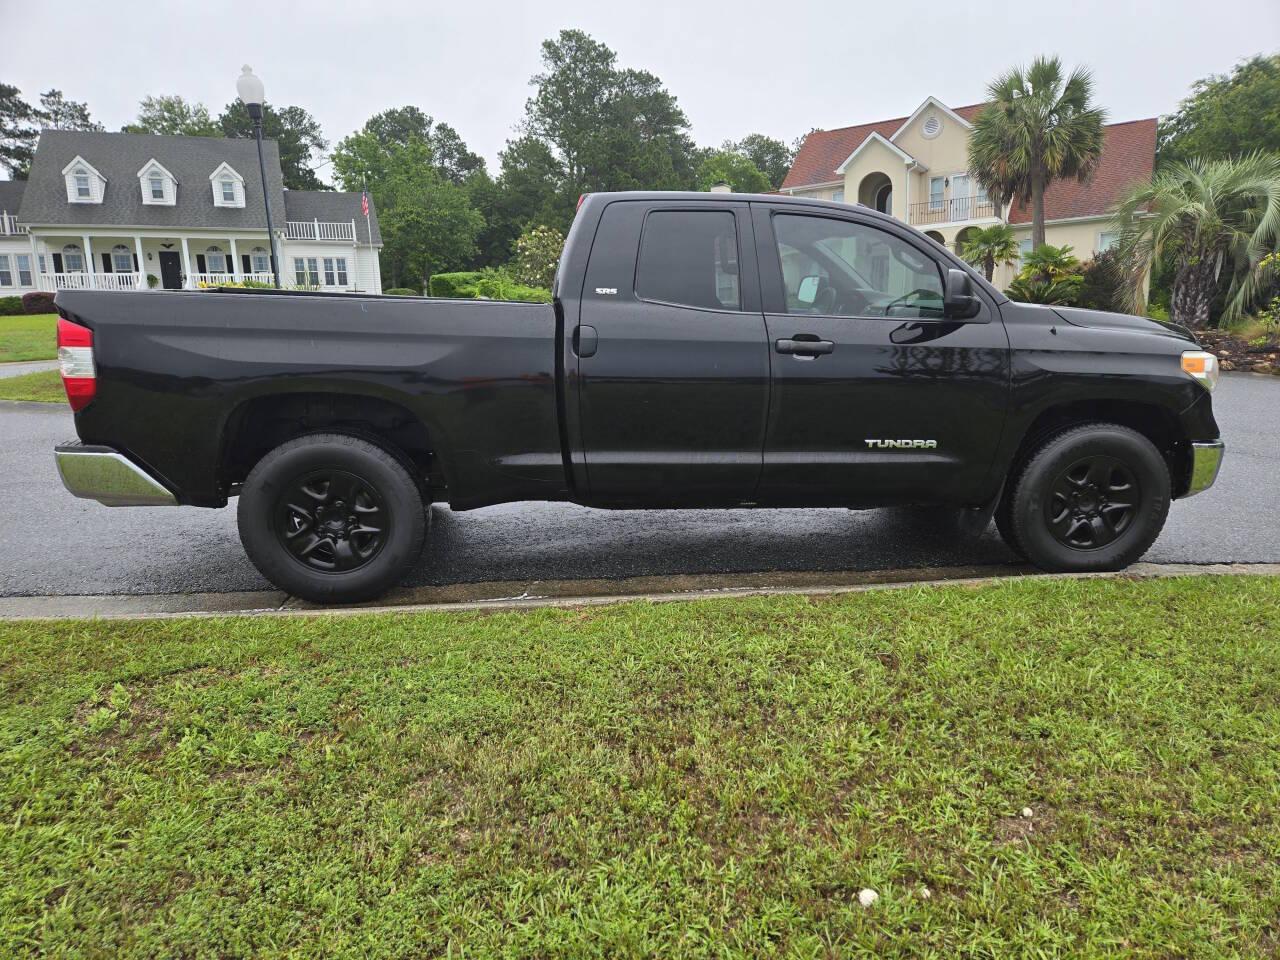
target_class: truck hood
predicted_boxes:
[1051,305,1198,345]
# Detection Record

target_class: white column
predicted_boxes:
[83,235,95,282]
[29,233,43,290]
[229,237,239,281]
[180,236,194,289]
[133,235,146,289]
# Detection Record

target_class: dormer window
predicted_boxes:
[63,156,106,204]
[209,163,245,208]
[137,159,176,206]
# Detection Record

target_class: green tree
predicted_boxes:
[958,224,1020,281]
[696,151,769,193]
[219,101,327,190]
[1158,54,1280,166]
[723,133,795,189]
[521,30,699,227]
[969,56,1106,248]
[0,83,39,177]
[122,95,219,136]
[1111,152,1280,327]
[38,90,101,131]
[332,107,485,190]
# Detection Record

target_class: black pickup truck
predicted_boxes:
[52,191,1224,602]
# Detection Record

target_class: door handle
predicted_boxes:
[573,324,598,358]
[775,336,834,356]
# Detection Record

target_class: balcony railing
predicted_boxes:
[908,196,997,226]
[1,214,27,236]
[284,219,356,241]
[40,272,141,291]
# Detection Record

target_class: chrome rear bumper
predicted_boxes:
[54,442,177,507]
[1185,440,1225,498]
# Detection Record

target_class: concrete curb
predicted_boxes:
[2,562,1277,622]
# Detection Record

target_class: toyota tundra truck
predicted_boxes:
[51,191,1224,602]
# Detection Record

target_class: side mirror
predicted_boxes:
[797,275,820,304]
[943,268,981,320]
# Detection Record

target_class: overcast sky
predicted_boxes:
[5,0,1277,180]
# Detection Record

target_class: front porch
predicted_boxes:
[29,230,281,292]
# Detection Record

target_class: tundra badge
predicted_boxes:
[865,439,938,449]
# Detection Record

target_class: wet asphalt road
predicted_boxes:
[2,373,1277,597]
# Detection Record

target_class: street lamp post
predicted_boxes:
[236,65,280,288]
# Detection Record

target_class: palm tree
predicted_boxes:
[1111,152,1280,328]
[969,56,1106,248]
[1004,244,1083,305]
[959,224,1020,281]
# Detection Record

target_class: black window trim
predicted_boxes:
[632,205,755,316]
[759,205,992,324]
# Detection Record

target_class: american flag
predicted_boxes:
[361,187,369,218]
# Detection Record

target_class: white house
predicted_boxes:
[0,130,381,296]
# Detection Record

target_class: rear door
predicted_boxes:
[573,200,769,506]
[752,204,1010,506]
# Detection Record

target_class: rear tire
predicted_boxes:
[1005,423,1169,573]
[237,433,427,603]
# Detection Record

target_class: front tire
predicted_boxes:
[1005,423,1170,573]
[237,433,427,603]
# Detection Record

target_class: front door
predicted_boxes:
[751,205,1010,506]
[950,175,972,221]
[573,200,769,506]
[158,251,182,290]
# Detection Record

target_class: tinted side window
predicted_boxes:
[773,214,944,319]
[636,210,740,311]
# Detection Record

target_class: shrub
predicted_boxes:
[1073,249,1125,312]
[146,274,160,289]
[384,287,418,297]
[512,225,564,290]
[429,272,483,298]
[0,296,23,316]
[21,291,56,314]
[1005,243,1083,305]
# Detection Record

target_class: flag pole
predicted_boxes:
[362,173,374,291]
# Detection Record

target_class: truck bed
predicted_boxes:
[57,289,566,508]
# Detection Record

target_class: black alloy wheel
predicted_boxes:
[999,422,1171,573]
[237,433,427,604]
[1045,455,1139,550]
[275,469,388,572]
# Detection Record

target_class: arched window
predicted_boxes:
[206,245,226,273]
[875,183,892,216]
[112,244,133,274]
[63,244,85,273]
[250,246,270,273]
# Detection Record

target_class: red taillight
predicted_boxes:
[577,193,587,212]
[57,316,96,411]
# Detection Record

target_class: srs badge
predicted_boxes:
[864,439,938,449]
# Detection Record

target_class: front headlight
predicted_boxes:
[1181,350,1219,392]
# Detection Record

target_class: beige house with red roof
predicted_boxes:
[780,96,1156,288]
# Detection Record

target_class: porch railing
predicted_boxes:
[284,219,356,241]
[40,272,141,291]
[908,196,997,226]
[0,214,26,236]
[190,271,275,287]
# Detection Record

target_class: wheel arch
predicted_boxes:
[1001,399,1194,499]
[216,390,452,501]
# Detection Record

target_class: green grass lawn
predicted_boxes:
[0,314,57,363]
[2,576,1278,958]
[0,369,63,403]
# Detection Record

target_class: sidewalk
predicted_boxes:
[0,359,57,379]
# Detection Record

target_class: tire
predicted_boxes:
[1005,423,1170,573]
[237,433,427,603]
[993,494,1025,558]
